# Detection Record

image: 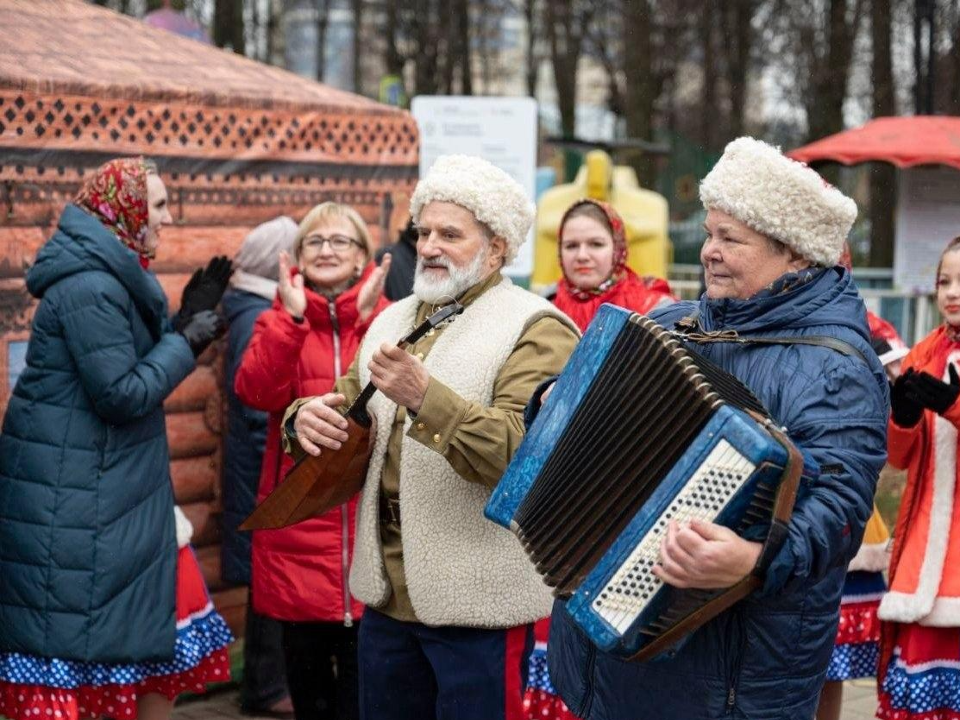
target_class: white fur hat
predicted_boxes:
[410,155,535,265]
[699,137,857,267]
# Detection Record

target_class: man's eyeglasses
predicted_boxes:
[302,234,362,253]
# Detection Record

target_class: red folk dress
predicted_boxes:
[877,326,960,720]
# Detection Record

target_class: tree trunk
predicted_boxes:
[622,0,657,185]
[950,3,960,114]
[721,0,754,139]
[267,0,284,66]
[384,0,405,76]
[412,0,439,96]
[458,0,473,94]
[524,0,539,97]
[437,0,453,94]
[315,0,330,81]
[700,0,718,150]
[350,0,363,93]
[805,0,865,143]
[869,0,896,268]
[545,0,583,139]
[214,0,245,54]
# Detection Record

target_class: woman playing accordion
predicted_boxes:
[533,137,889,720]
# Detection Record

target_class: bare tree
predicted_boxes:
[522,0,541,97]
[775,0,867,141]
[314,0,332,80]
[544,0,595,138]
[700,0,720,150]
[719,0,760,140]
[869,0,897,267]
[214,0,246,53]
[457,0,474,94]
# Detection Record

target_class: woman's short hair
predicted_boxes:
[294,202,372,261]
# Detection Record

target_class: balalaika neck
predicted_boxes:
[344,300,464,428]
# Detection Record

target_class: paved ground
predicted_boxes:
[172,680,882,719]
[172,689,272,720]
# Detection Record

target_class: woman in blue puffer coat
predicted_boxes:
[537,138,889,720]
[0,157,233,720]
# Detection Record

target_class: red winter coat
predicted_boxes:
[234,263,389,623]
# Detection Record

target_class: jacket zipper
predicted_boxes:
[725,610,746,715]
[575,609,598,718]
[328,301,353,628]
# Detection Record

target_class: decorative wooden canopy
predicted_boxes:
[0,0,419,632]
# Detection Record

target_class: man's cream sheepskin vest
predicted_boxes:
[349,277,577,628]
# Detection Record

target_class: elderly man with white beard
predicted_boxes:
[280,155,580,720]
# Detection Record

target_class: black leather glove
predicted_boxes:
[903,364,960,416]
[890,369,924,427]
[178,310,225,358]
[179,256,233,321]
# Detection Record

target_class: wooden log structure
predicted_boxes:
[0,0,418,637]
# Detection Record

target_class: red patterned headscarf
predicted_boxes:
[75,157,152,268]
[557,198,628,300]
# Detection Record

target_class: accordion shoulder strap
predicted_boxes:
[674,310,868,365]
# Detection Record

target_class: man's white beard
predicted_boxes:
[413,246,489,304]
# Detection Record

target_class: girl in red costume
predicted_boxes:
[877,235,960,720]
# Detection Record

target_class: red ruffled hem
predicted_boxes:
[836,599,881,645]
[523,688,580,720]
[0,649,230,720]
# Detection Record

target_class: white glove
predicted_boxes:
[174,505,195,549]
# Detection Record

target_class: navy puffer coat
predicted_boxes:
[220,288,271,585]
[0,205,196,663]
[545,268,889,720]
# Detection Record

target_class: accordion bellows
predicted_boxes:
[485,304,809,661]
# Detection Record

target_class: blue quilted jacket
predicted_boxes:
[0,205,196,663]
[544,268,889,720]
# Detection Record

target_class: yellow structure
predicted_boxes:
[533,150,671,290]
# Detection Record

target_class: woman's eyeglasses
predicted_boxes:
[302,234,362,253]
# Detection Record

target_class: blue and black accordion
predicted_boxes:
[485,304,812,661]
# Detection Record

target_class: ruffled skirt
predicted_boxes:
[0,547,234,720]
[825,570,884,681]
[878,624,960,720]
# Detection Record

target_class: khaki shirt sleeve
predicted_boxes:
[406,315,579,488]
[280,354,364,456]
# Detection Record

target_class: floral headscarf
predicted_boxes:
[75,157,152,267]
[557,198,628,300]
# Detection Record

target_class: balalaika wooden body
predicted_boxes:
[485,304,813,661]
[240,302,464,531]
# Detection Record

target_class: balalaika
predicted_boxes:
[485,304,813,661]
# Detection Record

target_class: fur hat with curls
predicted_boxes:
[410,155,535,265]
[699,137,857,267]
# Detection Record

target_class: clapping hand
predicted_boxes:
[901,364,960,417]
[180,256,233,318]
[278,251,307,319]
[358,253,392,322]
